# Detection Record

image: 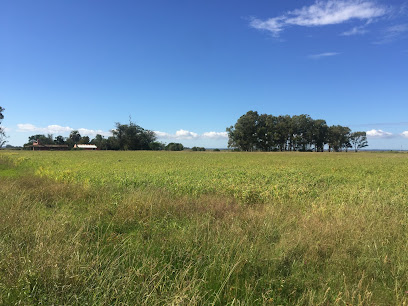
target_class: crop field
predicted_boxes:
[1,151,408,304]
[5,150,408,204]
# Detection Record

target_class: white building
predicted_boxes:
[74,144,98,150]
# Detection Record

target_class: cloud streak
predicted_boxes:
[373,23,408,44]
[308,52,340,59]
[341,25,369,36]
[154,130,228,140]
[349,121,408,127]
[17,123,111,137]
[250,0,387,37]
[402,131,408,138]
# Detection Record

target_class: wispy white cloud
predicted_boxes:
[401,131,408,138]
[154,130,228,140]
[341,25,369,36]
[250,0,387,37]
[373,23,408,44]
[350,121,408,127]
[16,123,111,137]
[366,129,394,138]
[308,52,340,59]
[250,17,286,37]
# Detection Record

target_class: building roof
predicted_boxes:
[26,144,69,148]
[76,144,97,149]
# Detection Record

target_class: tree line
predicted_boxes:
[24,121,185,151]
[0,106,5,148]
[226,111,368,152]
[1,106,368,152]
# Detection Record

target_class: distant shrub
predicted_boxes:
[149,142,166,151]
[165,143,184,151]
[192,146,206,151]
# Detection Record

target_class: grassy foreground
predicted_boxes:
[0,151,408,304]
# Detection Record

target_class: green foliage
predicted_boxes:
[350,131,368,152]
[54,135,66,145]
[69,130,81,144]
[106,136,120,150]
[328,125,352,152]
[112,121,156,150]
[192,146,206,151]
[227,111,360,152]
[227,110,260,151]
[165,143,184,151]
[65,138,75,149]
[78,136,90,144]
[90,134,107,150]
[26,134,54,145]
[0,106,5,148]
[22,120,162,151]
[149,141,165,151]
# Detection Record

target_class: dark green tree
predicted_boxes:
[112,121,157,150]
[274,115,291,151]
[350,131,368,152]
[106,136,120,150]
[65,138,75,149]
[91,134,107,150]
[165,143,184,151]
[78,136,90,144]
[149,141,165,151]
[291,114,313,151]
[69,130,82,144]
[227,111,362,152]
[27,134,54,145]
[256,114,275,151]
[54,135,66,145]
[226,111,260,151]
[311,119,328,152]
[0,106,6,148]
[328,125,351,152]
[191,146,206,151]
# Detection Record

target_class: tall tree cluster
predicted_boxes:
[227,111,368,152]
[109,122,157,150]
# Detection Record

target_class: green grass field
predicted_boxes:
[1,151,408,304]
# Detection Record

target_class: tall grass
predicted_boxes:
[0,152,408,304]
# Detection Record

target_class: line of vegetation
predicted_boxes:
[0,106,6,148]
[1,106,368,152]
[227,111,368,152]
[23,122,185,151]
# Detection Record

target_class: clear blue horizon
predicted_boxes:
[1,0,407,149]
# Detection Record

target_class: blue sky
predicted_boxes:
[1,0,407,149]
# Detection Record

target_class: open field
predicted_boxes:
[1,151,408,304]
